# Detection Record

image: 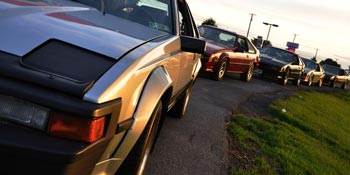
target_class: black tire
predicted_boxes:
[341,83,347,90]
[240,64,254,82]
[330,80,336,88]
[280,69,290,85]
[294,76,301,86]
[169,85,192,118]
[308,74,314,86]
[212,60,227,81]
[116,101,162,175]
[318,79,323,87]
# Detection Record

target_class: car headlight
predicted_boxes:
[209,53,221,62]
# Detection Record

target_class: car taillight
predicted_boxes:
[0,95,50,131]
[48,112,106,143]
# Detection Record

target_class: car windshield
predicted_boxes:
[198,26,236,48]
[302,59,317,69]
[323,65,341,75]
[75,0,173,33]
[260,47,297,63]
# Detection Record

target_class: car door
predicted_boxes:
[290,56,303,76]
[228,37,250,73]
[246,38,258,65]
[337,69,347,83]
[175,0,200,91]
[313,63,323,82]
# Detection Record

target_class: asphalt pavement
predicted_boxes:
[144,73,345,175]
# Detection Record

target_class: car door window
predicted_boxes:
[178,1,195,37]
[237,37,248,52]
[247,39,256,54]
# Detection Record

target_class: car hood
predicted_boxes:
[260,53,289,68]
[0,0,168,97]
[0,0,167,59]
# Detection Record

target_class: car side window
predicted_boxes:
[177,0,195,37]
[237,37,248,52]
[246,39,256,54]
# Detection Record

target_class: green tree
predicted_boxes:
[320,58,341,68]
[202,17,217,27]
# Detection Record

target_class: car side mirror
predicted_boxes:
[181,36,206,54]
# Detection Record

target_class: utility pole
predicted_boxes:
[314,48,319,60]
[292,34,298,42]
[246,13,256,37]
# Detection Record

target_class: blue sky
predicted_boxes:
[187,0,350,68]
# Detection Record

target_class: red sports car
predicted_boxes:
[198,25,260,81]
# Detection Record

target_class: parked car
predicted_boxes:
[301,58,325,87]
[198,25,260,81]
[257,46,304,85]
[322,64,350,89]
[0,0,206,174]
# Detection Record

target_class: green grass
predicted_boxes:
[228,91,350,175]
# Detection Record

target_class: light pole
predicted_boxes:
[246,13,256,37]
[292,34,298,42]
[263,22,279,41]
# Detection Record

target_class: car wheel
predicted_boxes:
[280,69,290,85]
[330,80,336,88]
[240,64,254,82]
[116,101,162,175]
[318,79,323,87]
[308,74,314,86]
[213,60,227,81]
[169,85,192,118]
[341,83,347,90]
[294,76,301,86]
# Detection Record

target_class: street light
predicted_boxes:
[263,22,279,42]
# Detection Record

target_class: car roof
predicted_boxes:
[322,64,343,70]
[263,46,300,57]
[301,57,317,63]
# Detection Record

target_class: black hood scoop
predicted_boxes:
[0,40,116,97]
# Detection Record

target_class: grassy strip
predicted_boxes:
[228,91,350,175]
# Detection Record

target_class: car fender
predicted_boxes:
[92,66,173,174]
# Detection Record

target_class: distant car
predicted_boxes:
[0,0,206,174]
[198,25,260,81]
[322,64,350,89]
[301,58,325,87]
[257,46,305,85]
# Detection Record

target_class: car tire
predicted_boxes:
[169,85,192,118]
[212,60,227,81]
[294,76,301,86]
[280,69,290,85]
[308,74,314,86]
[318,79,323,87]
[116,101,162,175]
[341,83,347,90]
[240,64,254,82]
[331,80,336,88]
